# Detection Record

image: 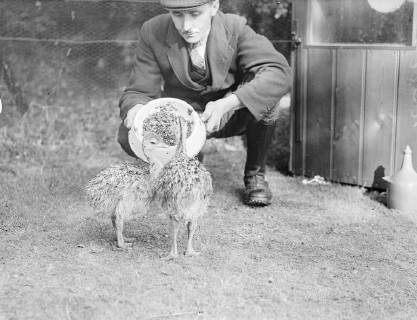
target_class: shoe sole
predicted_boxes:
[244,196,272,207]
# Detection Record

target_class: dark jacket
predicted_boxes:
[119,11,292,122]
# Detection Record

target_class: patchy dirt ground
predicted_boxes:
[1,143,417,320]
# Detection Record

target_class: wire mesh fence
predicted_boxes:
[0,0,292,169]
[0,0,292,113]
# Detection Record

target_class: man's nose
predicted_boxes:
[182,15,193,31]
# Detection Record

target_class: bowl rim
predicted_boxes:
[128,98,206,162]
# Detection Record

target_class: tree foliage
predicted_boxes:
[0,0,291,41]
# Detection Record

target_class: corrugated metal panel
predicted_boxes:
[362,50,398,188]
[290,47,306,176]
[305,48,333,178]
[396,51,417,174]
[290,0,307,176]
[332,49,365,185]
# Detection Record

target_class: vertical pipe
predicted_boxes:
[329,48,337,180]
[391,50,401,176]
[358,49,367,186]
[301,49,308,176]
[289,15,298,173]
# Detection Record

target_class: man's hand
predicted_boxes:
[200,94,241,134]
[124,104,144,129]
[200,100,224,134]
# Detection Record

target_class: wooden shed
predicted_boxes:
[290,0,417,188]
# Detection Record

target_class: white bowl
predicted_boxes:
[128,98,206,162]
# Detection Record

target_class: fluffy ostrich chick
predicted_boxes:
[85,116,213,259]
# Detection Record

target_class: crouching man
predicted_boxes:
[118,0,292,206]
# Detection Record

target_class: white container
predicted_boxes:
[383,146,417,213]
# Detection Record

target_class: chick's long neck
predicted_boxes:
[149,162,164,180]
[147,117,189,180]
[175,118,188,157]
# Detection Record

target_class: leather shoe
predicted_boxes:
[243,174,272,206]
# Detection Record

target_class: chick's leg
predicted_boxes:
[185,219,200,257]
[111,204,132,250]
[162,216,180,260]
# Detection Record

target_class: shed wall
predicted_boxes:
[291,47,417,187]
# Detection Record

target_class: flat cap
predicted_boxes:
[160,0,213,10]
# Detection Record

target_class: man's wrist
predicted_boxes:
[128,104,144,115]
[223,94,242,112]
[124,104,144,128]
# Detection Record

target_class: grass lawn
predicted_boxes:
[1,138,417,320]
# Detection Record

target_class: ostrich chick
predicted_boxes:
[85,117,213,259]
[153,118,213,259]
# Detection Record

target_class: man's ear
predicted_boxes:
[210,0,219,16]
